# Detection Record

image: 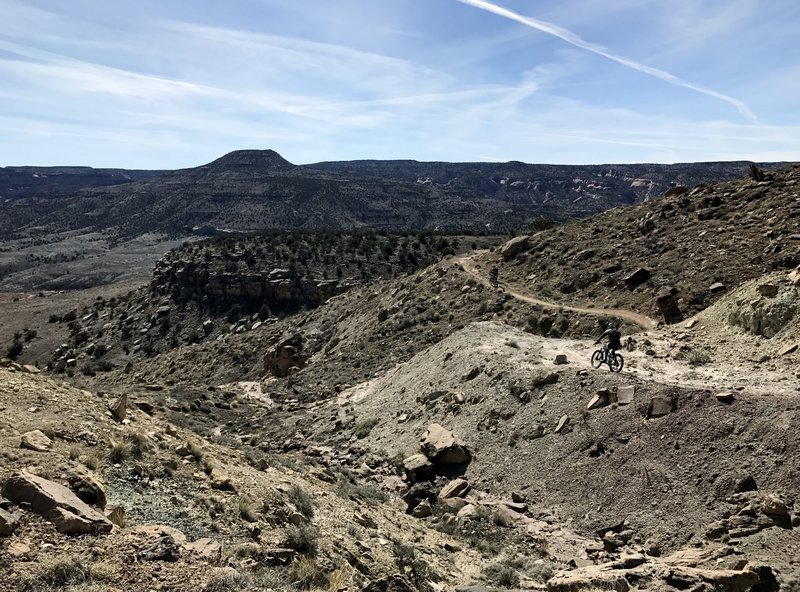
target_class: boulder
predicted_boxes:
[623,268,651,289]
[2,471,112,534]
[20,430,52,452]
[0,507,21,536]
[616,385,635,405]
[439,497,469,513]
[109,393,127,422]
[411,500,432,518]
[67,471,107,510]
[758,283,779,298]
[421,424,470,464]
[439,478,470,500]
[456,504,478,520]
[209,466,234,491]
[655,286,683,324]
[500,235,530,261]
[402,454,433,482]
[185,538,222,563]
[648,394,674,418]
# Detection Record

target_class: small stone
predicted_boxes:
[586,393,607,410]
[716,391,735,403]
[710,282,726,293]
[353,512,378,529]
[439,478,470,500]
[503,501,527,513]
[554,354,569,365]
[555,415,570,434]
[209,467,234,491]
[779,343,798,356]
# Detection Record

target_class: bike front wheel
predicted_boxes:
[590,350,604,369]
[610,353,624,373]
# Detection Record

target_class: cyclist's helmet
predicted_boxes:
[608,322,617,331]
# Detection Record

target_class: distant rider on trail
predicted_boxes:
[595,323,622,356]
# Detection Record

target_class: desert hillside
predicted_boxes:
[2,165,800,592]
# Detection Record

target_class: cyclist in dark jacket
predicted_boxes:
[595,323,622,354]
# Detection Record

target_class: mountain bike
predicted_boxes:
[591,346,624,373]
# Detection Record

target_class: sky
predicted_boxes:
[2,0,799,168]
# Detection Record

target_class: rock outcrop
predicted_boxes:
[421,423,470,464]
[2,471,113,534]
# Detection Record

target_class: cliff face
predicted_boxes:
[150,259,347,313]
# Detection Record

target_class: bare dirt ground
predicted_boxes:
[2,240,799,590]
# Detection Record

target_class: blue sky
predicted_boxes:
[1,0,799,168]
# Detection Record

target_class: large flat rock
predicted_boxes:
[1,471,112,535]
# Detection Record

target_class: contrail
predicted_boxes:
[456,0,756,121]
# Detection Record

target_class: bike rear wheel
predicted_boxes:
[590,350,604,369]
[610,353,624,373]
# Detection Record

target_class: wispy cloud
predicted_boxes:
[456,0,757,121]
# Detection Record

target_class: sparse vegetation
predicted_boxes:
[287,484,315,519]
[288,556,327,590]
[16,554,113,591]
[107,440,132,464]
[238,497,258,523]
[284,525,320,555]
[352,417,379,439]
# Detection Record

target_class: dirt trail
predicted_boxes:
[458,252,798,397]
[458,253,657,330]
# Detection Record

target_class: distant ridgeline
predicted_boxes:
[1,150,790,240]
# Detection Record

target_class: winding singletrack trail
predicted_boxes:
[458,253,657,330]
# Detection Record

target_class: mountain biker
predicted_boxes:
[489,265,499,287]
[595,322,622,356]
